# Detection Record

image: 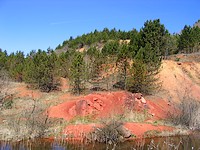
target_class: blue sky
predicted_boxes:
[0,0,199,54]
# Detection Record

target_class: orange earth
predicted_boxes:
[48,90,175,140]
[6,58,200,141]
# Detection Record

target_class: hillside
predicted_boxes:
[1,19,200,143]
[158,53,200,103]
[0,53,200,141]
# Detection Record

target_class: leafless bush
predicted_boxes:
[5,98,53,140]
[0,70,10,109]
[170,96,200,130]
[87,117,131,146]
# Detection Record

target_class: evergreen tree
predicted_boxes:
[57,50,74,78]
[23,50,59,92]
[0,49,8,70]
[69,52,86,94]
[126,59,148,93]
[191,26,200,52]
[102,41,119,56]
[116,43,132,90]
[86,47,103,80]
[7,51,25,82]
[127,44,161,94]
[139,19,167,56]
[178,25,193,53]
[163,33,179,56]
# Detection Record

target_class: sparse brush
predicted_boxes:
[168,95,200,130]
[122,110,148,123]
[86,117,132,146]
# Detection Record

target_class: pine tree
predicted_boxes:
[0,49,8,70]
[69,52,86,94]
[178,25,193,53]
[139,19,167,56]
[7,51,25,82]
[127,44,161,94]
[116,43,132,90]
[23,50,58,92]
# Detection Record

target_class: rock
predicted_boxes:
[75,100,88,115]
[116,125,131,138]
[177,62,182,65]
[135,93,143,99]
[141,97,147,104]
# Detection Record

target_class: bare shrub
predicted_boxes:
[0,70,10,109]
[87,117,132,146]
[170,96,200,130]
[4,98,53,140]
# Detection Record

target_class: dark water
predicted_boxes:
[1,134,200,150]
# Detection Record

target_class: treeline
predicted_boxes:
[56,28,133,50]
[0,19,200,94]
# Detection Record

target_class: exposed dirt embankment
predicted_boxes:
[158,60,200,103]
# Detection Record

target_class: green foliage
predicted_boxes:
[0,49,8,70]
[2,98,13,109]
[126,19,166,93]
[102,40,119,56]
[7,51,25,82]
[57,50,75,78]
[86,47,103,81]
[116,44,132,89]
[69,52,87,94]
[178,25,193,53]
[3,19,199,95]
[55,28,132,50]
[178,25,200,53]
[163,33,179,56]
[126,59,148,93]
[139,19,167,55]
[23,50,59,92]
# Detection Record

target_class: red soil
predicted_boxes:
[49,91,146,120]
[15,84,42,99]
[124,123,174,137]
[48,91,173,121]
[63,123,174,140]
[48,91,176,141]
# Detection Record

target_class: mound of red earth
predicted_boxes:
[48,91,172,121]
[48,91,175,140]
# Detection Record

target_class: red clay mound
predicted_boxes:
[48,91,173,121]
[49,91,141,120]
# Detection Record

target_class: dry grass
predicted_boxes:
[168,95,200,130]
[122,110,148,123]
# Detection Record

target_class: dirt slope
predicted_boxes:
[158,59,200,103]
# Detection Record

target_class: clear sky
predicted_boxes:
[0,0,199,54]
